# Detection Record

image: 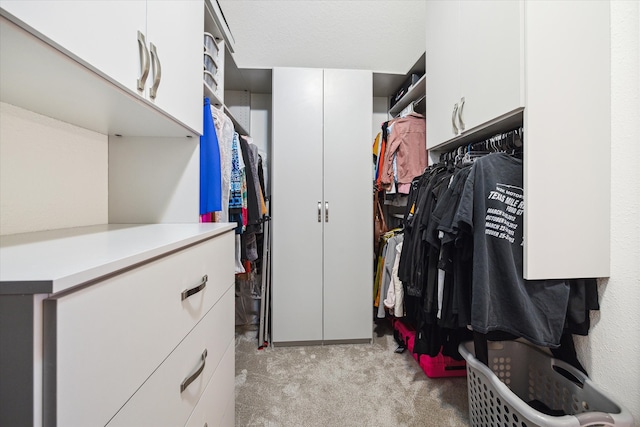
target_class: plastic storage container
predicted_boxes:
[204,51,218,76]
[203,32,219,57]
[393,319,466,378]
[459,340,634,427]
[203,70,217,92]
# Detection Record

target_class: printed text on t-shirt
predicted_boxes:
[485,184,523,244]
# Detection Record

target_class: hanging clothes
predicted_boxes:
[239,136,264,231]
[211,106,235,222]
[453,152,570,348]
[199,98,222,215]
[230,132,245,232]
[377,232,404,318]
[389,128,599,365]
[380,113,427,193]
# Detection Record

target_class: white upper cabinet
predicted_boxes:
[1,0,146,94]
[426,0,523,148]
[0,0,203,135]
[145,1,203,133]
[425,0,611,280]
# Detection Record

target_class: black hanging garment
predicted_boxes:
[452,152,570,348]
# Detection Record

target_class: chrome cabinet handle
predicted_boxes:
[457,97,466,132]
[181,275,208,301]
[137,31,150,92]
[325,201,329,222]
[149,42,162,99]
[451,103,459,135]
[318,201,321,222]
[180,349,207,393]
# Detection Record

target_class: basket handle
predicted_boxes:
[574,411,615,426]
[550,358,589,388]
[552,365,584,388]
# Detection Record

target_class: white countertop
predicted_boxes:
[0,223,236,295]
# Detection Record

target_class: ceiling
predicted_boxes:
[217,0,426,94]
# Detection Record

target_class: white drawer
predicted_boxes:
[220,390,236,427]
[43,232,234,427]
[184,337,235,427]
[107,288,235,427]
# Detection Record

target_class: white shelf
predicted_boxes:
[388,74,426,117]
[204,0,235,53]
[0,223,236,295]
[204,81,250,136]
[427,107,524,153]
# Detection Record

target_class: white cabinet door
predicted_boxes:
[523,0,610,279]
[323,69,373,342]
[146,0,203,133]
[272,68,325,344]
[425,0,461,149]
[0,0,146,94]
[459,0,523,132]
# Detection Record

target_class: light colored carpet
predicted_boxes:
[234,322,470,426]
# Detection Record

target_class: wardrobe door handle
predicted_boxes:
[325,202,329,222]
[181,275,208,301]
[457,97,466,132]
[451,103,459,135]
[137,31,150,91]
[149,42,162,99]
[180,349,207,393]
[318,201,321,222]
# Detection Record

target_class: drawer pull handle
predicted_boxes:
[180,349,207,393]
[181,275,208,301]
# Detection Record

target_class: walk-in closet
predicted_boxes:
[1,1,639,426]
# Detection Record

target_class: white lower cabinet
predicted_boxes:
[107,288,234,427]
[32,226,236,427]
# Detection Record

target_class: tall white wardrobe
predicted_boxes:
[271,68,373,345]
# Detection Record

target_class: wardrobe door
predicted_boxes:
[323,69,373,342]
[272,68,324,344]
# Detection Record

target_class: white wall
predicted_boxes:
[250,93,272,195]
[108,136,200,224]
[372,97,389,140]
[575,1,640,421]
[218,0,426,74]
[0,102,108,235]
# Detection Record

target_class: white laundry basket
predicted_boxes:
[459,340,634,427]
